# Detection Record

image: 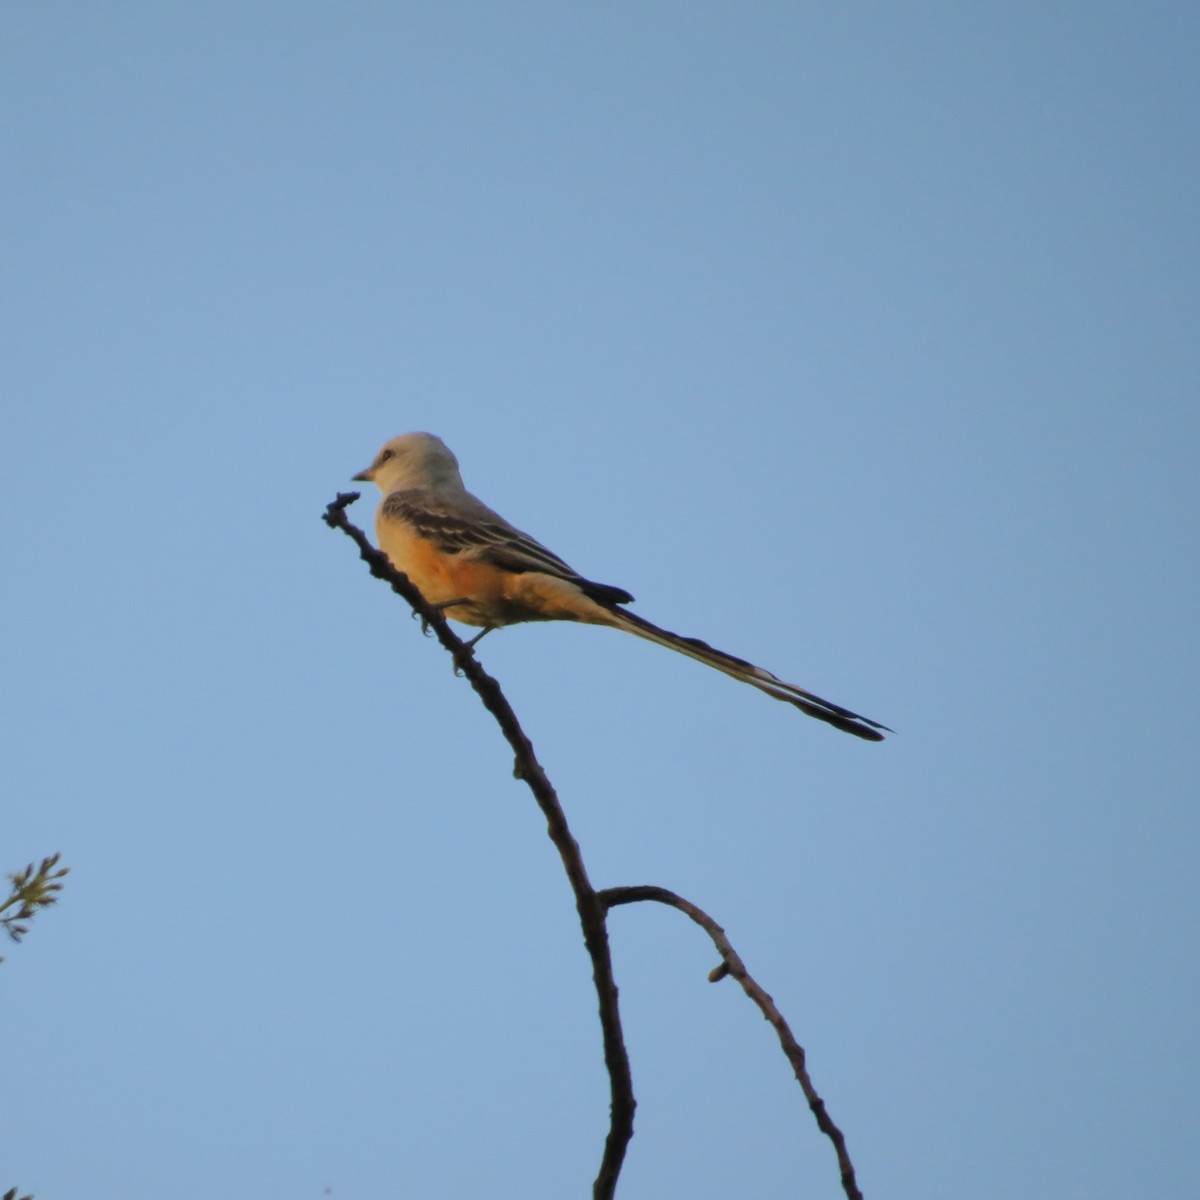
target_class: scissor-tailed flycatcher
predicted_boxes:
[353,432,888,741]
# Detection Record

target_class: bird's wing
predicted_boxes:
[382,489,635,606]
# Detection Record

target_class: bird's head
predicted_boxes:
[353,432,464,493]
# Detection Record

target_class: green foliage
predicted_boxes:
[1,852,69,960]
[2,857,67,1200]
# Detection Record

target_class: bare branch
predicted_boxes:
[324,494,635,1198]
[327,492,863,1198]
[599,885,863,1200]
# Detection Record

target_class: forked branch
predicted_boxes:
[325,492,861,1199]
[600,885,863,1200]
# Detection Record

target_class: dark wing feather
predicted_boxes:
[383,490,635,606]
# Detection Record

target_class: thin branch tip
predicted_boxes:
[322,490,361,526]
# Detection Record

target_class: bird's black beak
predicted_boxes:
[351,467,372,482]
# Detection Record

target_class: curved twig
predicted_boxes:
[599,884,862,1200]
[324,493,635,1199]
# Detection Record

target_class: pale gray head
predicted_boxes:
[353,432,466,493]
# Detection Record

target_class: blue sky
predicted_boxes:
[3,4,1197,1197]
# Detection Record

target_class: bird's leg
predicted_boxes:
[418,597,471,635]
[461,626,494,650]
[451,625,494,674]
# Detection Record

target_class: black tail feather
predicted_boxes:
[607,607,889,742]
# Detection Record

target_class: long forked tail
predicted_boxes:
[604,607,890,741]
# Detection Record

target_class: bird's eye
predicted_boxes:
[377,448,395,465]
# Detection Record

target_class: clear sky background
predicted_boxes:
[3,4,1197,1198]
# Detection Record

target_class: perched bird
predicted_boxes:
[354,432,887,741]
